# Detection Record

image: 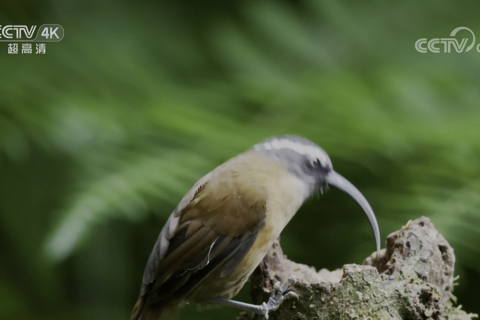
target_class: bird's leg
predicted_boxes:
[211,277,299,319]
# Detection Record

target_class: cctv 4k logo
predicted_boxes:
[415,26,480,53]
[0,24,64,41]
[0,24,64,55]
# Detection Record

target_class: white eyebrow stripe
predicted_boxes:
[254,139,331,167]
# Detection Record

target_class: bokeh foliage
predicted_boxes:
[1,0,480,319]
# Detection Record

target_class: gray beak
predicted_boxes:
[325,171,381,253]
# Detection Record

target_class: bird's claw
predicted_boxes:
[261,277,299,319]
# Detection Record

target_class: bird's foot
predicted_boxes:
[209,277,298,319]
[261,277,299,319]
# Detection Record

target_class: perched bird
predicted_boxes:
[131,135,381,320]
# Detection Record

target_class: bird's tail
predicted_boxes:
[130,295,179,320]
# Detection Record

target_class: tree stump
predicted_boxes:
[238,217,477,320]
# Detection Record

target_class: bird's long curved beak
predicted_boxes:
[325,171,381,253]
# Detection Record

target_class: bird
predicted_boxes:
[130,135,381,320]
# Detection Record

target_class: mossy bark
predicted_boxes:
[238,217,477,320]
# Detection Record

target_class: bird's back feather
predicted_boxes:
[131,152,271,319]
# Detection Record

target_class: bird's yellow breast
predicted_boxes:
[226,161,308,285]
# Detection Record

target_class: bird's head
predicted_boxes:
[253,135,381,252]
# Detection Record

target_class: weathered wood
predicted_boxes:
[239,217,477,320]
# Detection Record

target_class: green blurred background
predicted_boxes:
[1,0,480,319]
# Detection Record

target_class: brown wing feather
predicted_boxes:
[132,164,266,319]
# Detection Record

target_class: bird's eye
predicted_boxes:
[311,158,320,168]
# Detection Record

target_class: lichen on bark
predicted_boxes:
[238,217,477,320]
